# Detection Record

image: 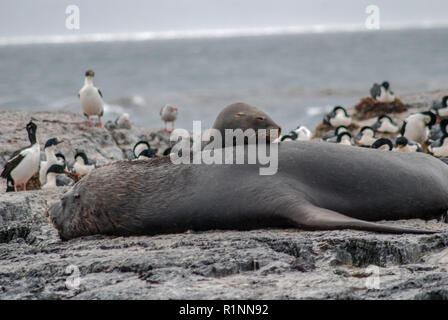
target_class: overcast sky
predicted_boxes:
[1,0,447,37]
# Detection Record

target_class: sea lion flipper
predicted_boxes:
[291,205,437,234]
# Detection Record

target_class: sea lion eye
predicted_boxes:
[234,112,245,118]
[256,116,265,121]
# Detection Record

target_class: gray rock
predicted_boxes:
[0,189,447,299]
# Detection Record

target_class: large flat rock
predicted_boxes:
[0,189,447,300]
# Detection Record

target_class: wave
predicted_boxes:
[1,21,448,46]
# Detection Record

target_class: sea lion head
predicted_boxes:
[212,102,281,145]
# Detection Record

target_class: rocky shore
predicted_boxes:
[1,89,448,300]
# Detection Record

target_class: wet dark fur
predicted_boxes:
[50,142,448,240]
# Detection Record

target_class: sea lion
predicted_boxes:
[211,102,281,146]
[50,142,448,240]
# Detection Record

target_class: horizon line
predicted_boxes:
[1,21,448,46]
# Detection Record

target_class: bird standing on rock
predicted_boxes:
[1,121,40,192]
[39,137,64,185]
[160,104,178,132]
[79,70,104,127]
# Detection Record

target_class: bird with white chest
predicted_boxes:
[115,113,131,129]
[278,125,312,142]
[79,70,104,127]
[39,137,64,185]
[401,111,436,144]
[354,126,378,147]
[370,81,395,103]
[336,132,353,146]
[133,141,157,160]
[1,121,40,192]
[432,96,448,117]
[372,115,399,134]
[42,164,68,189]
[323,106,352,128]
[160,104,178,132]
[429,135,448,158]
[73,152,95,176]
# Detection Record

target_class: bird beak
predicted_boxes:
[63,169,69,174]
[56,139,64,145]
[173,107,178,111]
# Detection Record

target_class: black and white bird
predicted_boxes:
[393,136,422,153]
[371,138,393,151]
[354,126,377,147]
[429,135,448,158]
[160,104,178,132]
[323,106,352,127]
[432,96,448,117]
[1,121,40,192]
[293,126,312,141]
[336,132,353,146]
[370,81,395,103]
[133,141,157,160]
[322,126,349,142]
[163,147,173,156]
[401,111,436,144]
[372,115,399,133]
[429,119,448,142]
[41,164,68,189]
[279,131,298,142]
[279,125,312,142]
[39,137,64,185]
[73,152,95,176]
[53,153,74,186]
[79,69,104,127]
[55,153,67,169]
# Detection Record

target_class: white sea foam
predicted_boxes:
[1,21,447,46]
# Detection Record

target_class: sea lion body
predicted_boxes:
[50,142,448,240]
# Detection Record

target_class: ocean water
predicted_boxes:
[0,27,447,132]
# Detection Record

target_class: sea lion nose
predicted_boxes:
[269,125,281,136]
